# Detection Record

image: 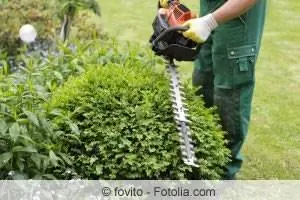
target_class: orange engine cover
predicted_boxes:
[167,3,196,26]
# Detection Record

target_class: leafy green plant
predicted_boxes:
[0,38,159,179]
[48,64,230,180]
[0,40,94,179]
[0,56,68,179]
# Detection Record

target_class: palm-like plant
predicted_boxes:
[58,0,101,41]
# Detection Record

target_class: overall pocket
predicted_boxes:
[227,44,257,88]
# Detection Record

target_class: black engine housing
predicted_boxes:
[149,14,200,61]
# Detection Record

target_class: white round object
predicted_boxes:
[19,24,37,43]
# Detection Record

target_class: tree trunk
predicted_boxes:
[60,14,72,42]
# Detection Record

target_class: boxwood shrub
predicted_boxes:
[48,64,230,180]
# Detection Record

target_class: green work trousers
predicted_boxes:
[193,0,266,179]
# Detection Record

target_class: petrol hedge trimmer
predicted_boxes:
[149,0,201,167]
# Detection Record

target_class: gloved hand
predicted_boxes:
[158,0,169,8]
[183,14,219,43]
[159,0,180,8]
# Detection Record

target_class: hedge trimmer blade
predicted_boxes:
[167,62,198,167]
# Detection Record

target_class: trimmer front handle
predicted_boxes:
[149,16,201,62]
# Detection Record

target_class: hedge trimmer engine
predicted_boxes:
[150,0,199,60]
[149,0,200,167]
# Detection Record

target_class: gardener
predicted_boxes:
[159,0,266,179]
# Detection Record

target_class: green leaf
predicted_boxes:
[16,118,29,125]
[18,135,35,145]
[12,146,37,153]
[58,152,72,166]
[49,150,59,167]
[11,172,28,180]
[42,158,50,170]
[49,109,64,117]
[31,154,41,169]
[0,152,12,168]
[39,117,51,132]
[0,120,8,134]
[68,122,80,134]
[9,122,20,142]
[53,71,63,81]
[96,165,103,175]
[16,159,25,171]
[65,133,82,144]
[23,110,39,126]
[42,174,57,180]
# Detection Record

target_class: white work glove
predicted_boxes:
[183,14,219,43]
[159,0,169,8]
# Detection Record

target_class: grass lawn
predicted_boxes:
[98,0,300,179]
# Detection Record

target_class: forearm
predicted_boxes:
[212,0,258,24]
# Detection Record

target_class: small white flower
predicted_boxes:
[19,24,37,43]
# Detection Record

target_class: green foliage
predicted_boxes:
[0,38,229,179]
[0,39,160,179]
[48,64,230,180]
[0,56,66,179]
[0,39,100,179]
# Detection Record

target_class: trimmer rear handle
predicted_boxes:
[152,25,189,46]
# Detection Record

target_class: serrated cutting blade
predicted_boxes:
[167,62,198,167]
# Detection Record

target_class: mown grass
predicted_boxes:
[98,0,300,179]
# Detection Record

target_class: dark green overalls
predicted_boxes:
[193,0,266,179]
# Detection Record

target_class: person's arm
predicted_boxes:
[183,0,259,43]
[213,0,258,24]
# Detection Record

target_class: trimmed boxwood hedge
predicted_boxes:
[48,64,230,180]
